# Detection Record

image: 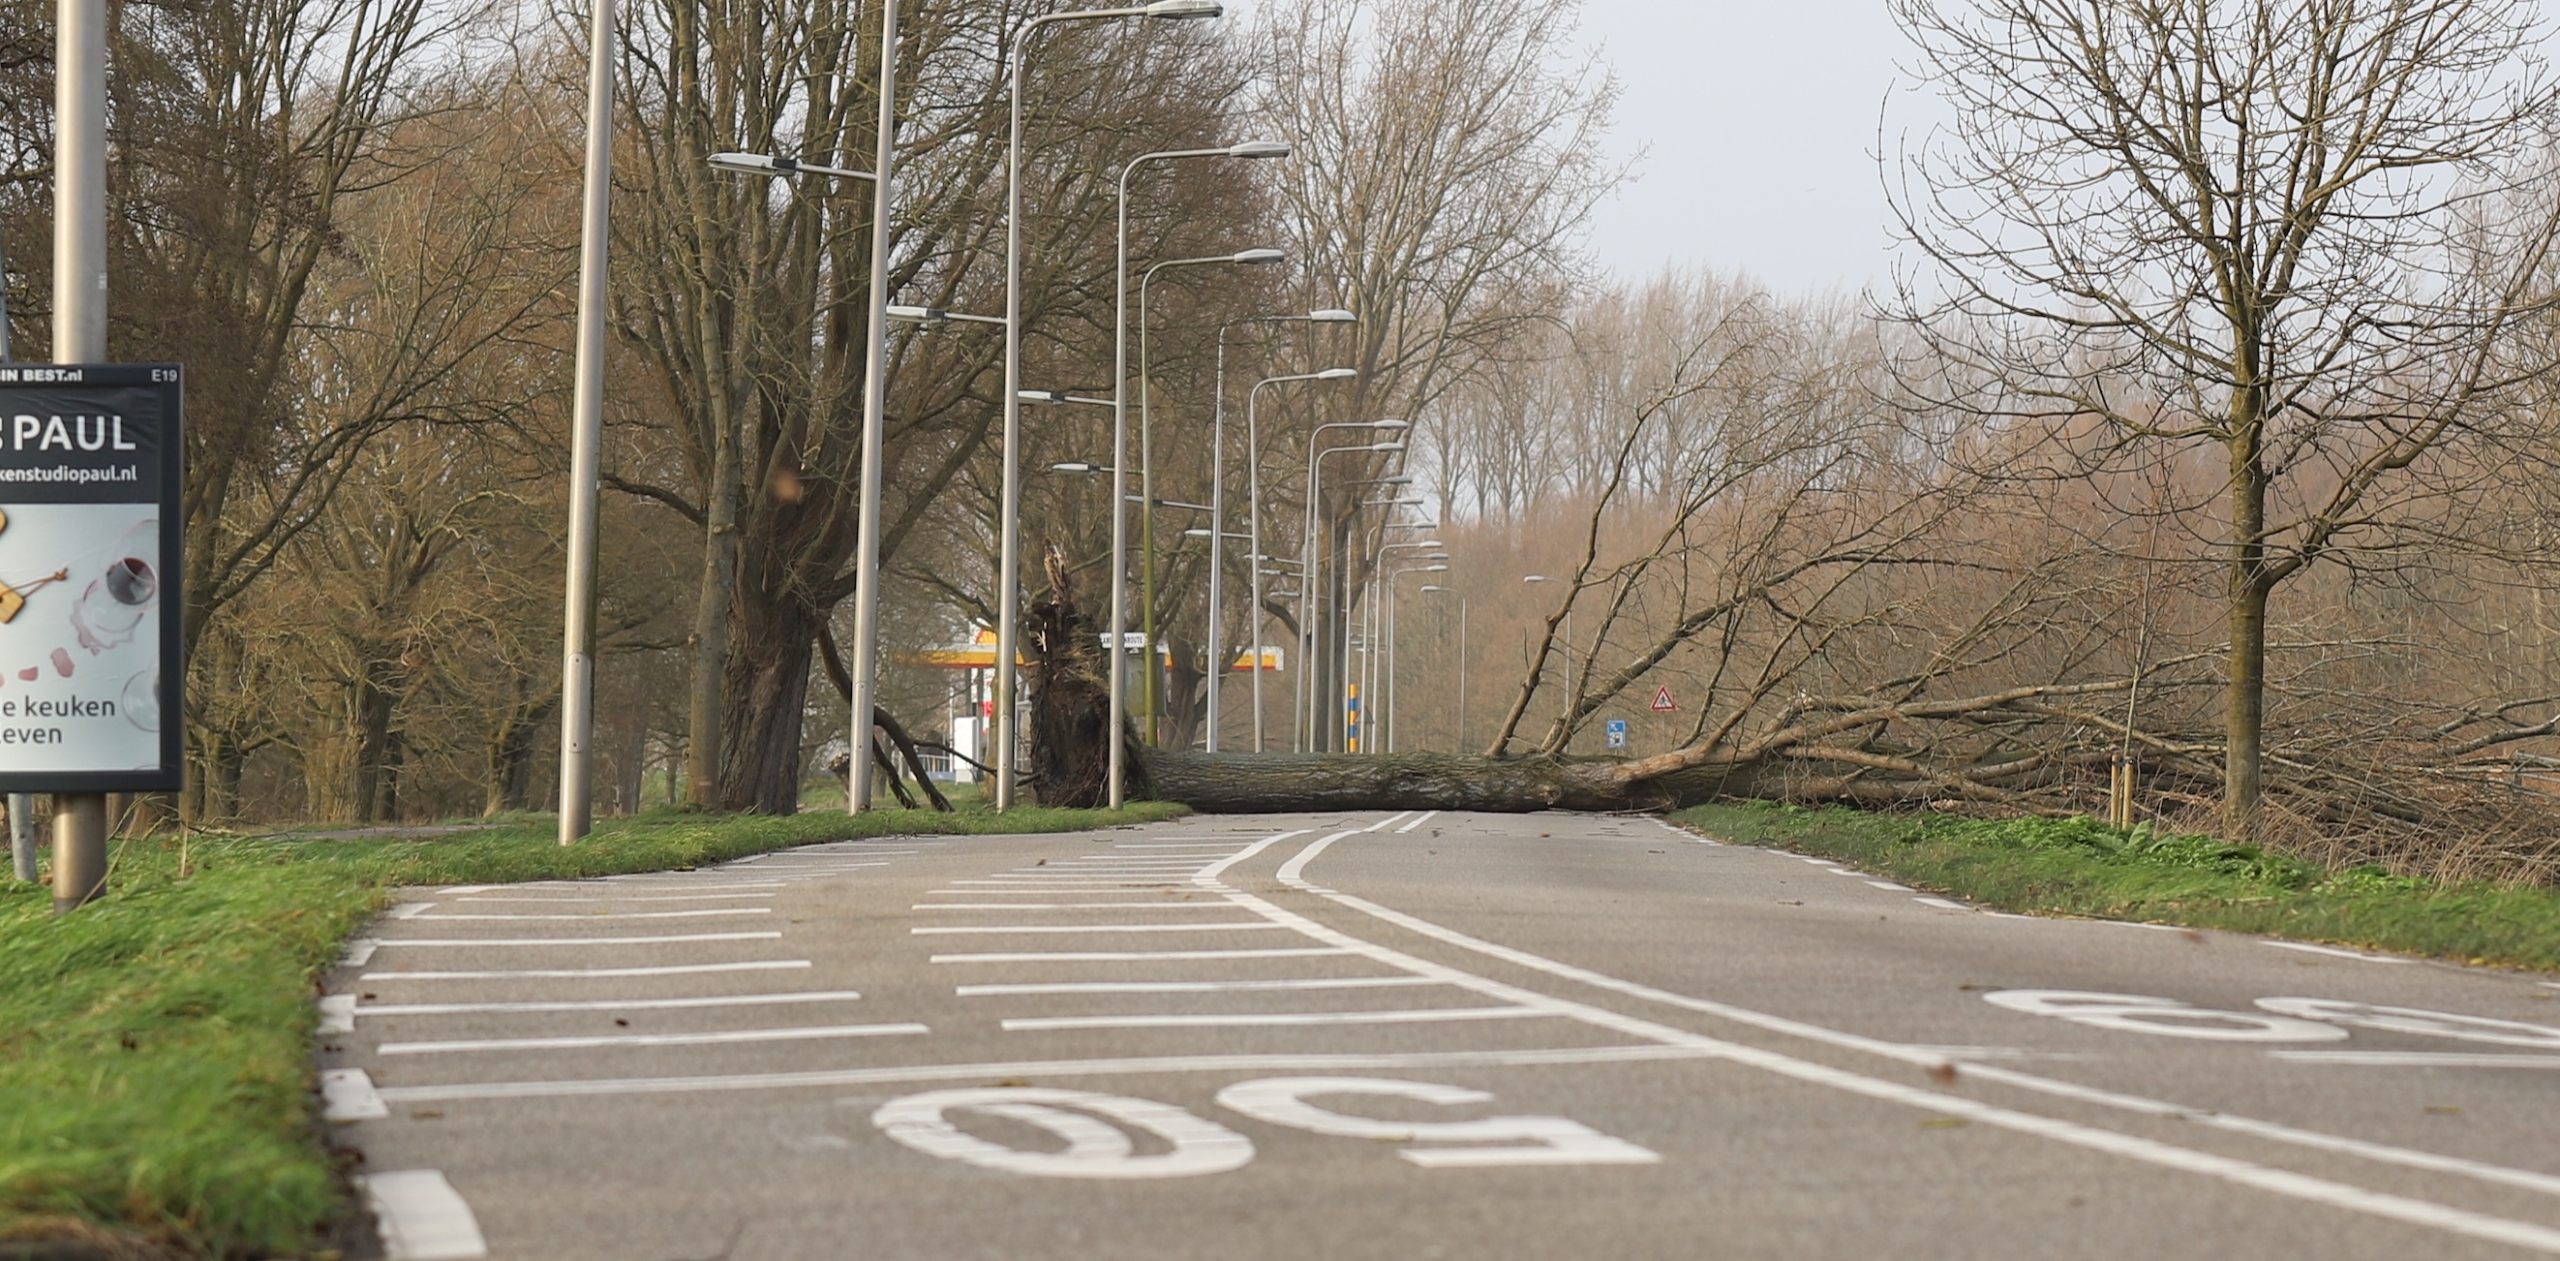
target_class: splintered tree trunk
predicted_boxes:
[1026,545,1148,808]
[1136,750,1762,813]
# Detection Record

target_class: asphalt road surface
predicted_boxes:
[317,809,2560,1260]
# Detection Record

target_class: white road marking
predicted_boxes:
[915,902,1244,910]
[874,1088,1255,1179]
[357,1169,488,1261]
[1865,881,1913,891]
[1215,1076,1658,1167]
[930,947,1356,963]
[2256,998,2560,1048]
[1000,1007,1548,1032]
[924,886,1193,895]
[456,893,779,903]
[370,932,783,948]
[323,1068,389,1121]
[948,878,1187,886]
[1275,820,2560,1243]
[318,993,357,1033]
[910,923,1288,935]
[2269,1052,2560,1069]
[378,1022,931,1056]
[955,977,1444,997]
[409,908,773,920]
[1983,991,2347,1042]
[1395,811,1441,833]
[373,1045,1720,1104]
[2263,941,2414,964]
[1912,897,1970,911]
[341,938,381,966]
[341,992,864,1017]
[1112,843,1253,850]
[392,903,436,919]
[362,961,812,981]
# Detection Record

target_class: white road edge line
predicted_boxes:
[2263,941,2415,964]
[409,909,773,920]
[914,902,1246,910]
[357,1169,488,1261]
[1270,820,2560,1237]
[1395,810,1440,834]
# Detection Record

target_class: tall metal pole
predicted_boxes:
[1207,332,1228,751]
[995,32,1032,812]
[1108,167,1133,807]
[0,225,29,885]
[50,0,108,908]
[556,0,616,845]
[845,0,901,813]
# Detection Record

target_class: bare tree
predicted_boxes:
[1885,0,2560,835]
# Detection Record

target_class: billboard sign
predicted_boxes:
[0,365,182,791]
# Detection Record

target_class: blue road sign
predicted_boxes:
[1606,718,1628,749]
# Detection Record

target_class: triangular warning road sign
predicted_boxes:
[1650,685,1676,712]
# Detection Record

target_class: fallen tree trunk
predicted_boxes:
[1135,749,1766,813]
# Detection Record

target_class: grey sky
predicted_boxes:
[1577,0,1909,297]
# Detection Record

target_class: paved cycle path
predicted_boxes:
[317,810,2560,1259]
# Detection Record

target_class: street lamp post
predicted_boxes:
[1135,248,1282,745]
[1107,140,1289,807]
[1417,584,1467,752]
[1208,312,1353,750]
[1232,367,1355,751]
[554,0,617,845]
[1296,426,1406,749]
[995,0,1225,813]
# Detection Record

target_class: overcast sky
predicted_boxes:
[1576,0,1909,297]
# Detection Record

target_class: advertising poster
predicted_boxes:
[0,365,182,791]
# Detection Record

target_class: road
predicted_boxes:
[318,809,2560,1260]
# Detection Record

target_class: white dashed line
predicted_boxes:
[369,932,783,948]
[358,1169,489,1261]
[910,923,1288,935]
[331,992,868,1019]
[377,1023,931,1056]
[362,961,813,981]
[929,947,1357,964]
[954,977,1444,997]
[408,908,773,920]
[998,1006,1550,1032]
[1866,881,1913,891]
[1912,897,1970,911]
[323,1068,389,1120]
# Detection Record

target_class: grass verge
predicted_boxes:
[1671,800,2560,973]
[0,800,1187,1258]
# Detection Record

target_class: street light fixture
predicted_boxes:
[706,152,877,181]
[994,0,1228,812]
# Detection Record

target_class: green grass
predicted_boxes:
[1671,801,2560,972]
[0,800,1187,1258]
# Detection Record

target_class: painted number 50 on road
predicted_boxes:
[872,1077,1661,1179]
